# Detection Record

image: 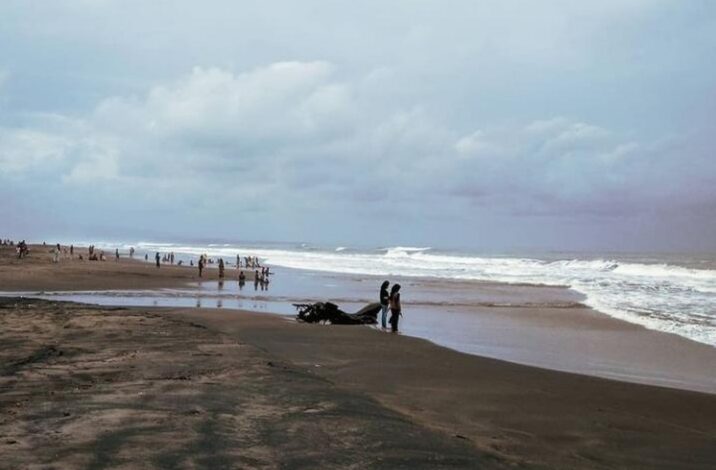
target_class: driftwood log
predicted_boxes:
[294,302,381,325]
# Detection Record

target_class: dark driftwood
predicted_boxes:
[294,302,381,325]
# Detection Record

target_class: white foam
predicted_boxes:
[128,241,716,347]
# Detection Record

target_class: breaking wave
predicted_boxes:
[125,242,716,347]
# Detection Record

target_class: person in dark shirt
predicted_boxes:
[155,252,160,268]
[389,284,402,333]
[379,281,390,329]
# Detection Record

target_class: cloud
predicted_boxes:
[2,61,715,228]
[0,127,71,172]
[60,135,119,183]
[1,0,715,251]
[95,62,346,138]
[449,118,716,216]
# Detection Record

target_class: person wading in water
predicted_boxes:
[389,284,402,333]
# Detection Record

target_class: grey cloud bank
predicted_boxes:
[1,0,715,251]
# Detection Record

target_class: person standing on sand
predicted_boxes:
[218,258,225,278]
[198,257,204,277]
[115,249,120,262]
[155,252,160,268]
[379,281,390,329]
[389,284,402,333]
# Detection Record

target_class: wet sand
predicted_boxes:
[2,244,716,468]
[0,298,489,469]
[9,247,715,394]
[174,307,716,469]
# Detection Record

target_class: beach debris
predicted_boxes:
[293,302,381,325]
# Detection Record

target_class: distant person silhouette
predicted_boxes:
[379,280,390,329]
[155,252,160,268]
[389,284,402,333]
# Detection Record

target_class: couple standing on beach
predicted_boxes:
[379,281,402,332]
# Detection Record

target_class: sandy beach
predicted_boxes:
[2,245,716,469]
[0,244,240,291]
[5,2,716,468]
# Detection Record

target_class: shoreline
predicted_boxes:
[0,297,492,468]
[4,297,716,468]
[2,244,716,394]
[3,244,716,467]
[7,293,716,395]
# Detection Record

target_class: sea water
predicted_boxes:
[12,240,716,392]
[110,241,716,348]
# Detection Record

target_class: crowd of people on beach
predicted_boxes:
[4,238,403,331]
[5,239,274,288]
[86,245,106,261]
[1,239,29,258]
[191,254,272,290]
[132,249,272,290]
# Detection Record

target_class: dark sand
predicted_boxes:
[2,245,716,469]
[173,308,716,470]
[0,298,491,469]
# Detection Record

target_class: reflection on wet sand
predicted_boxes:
[4,267,716,393]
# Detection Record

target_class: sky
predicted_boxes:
[1,0,715,252]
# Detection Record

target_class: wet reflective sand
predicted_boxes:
[7,266,716,394]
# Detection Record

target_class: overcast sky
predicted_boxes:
[1,0,715,251]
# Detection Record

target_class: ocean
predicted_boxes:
[106,241,716,348]
[11,239,715,392]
